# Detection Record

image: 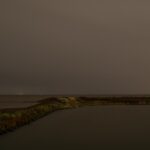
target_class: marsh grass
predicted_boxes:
[0,96,150,135]
[0,97,80,135]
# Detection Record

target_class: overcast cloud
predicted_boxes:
[0,0,150,95]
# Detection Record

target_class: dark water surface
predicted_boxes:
[0,95,50,109]
[0,106,150,150]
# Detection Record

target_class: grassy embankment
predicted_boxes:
[0,96,150,135]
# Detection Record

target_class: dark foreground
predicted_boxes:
[0,96,150,135]
[1,105,150,150]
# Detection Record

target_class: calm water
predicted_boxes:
[0,106,150,150]
[0,95,50,109]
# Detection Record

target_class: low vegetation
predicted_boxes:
[0,96,150,135]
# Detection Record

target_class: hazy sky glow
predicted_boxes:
[0,0,150,95]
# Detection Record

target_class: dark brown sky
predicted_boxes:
[0,0,150,95]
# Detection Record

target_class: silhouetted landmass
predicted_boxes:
[0,96,150,135]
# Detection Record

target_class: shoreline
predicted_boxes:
[1,96,150,135]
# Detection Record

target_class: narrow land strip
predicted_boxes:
[0,96,150,135]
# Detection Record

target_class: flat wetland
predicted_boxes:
[0,95,50,109]
[1,105,150,150]
[1,96,150,149]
